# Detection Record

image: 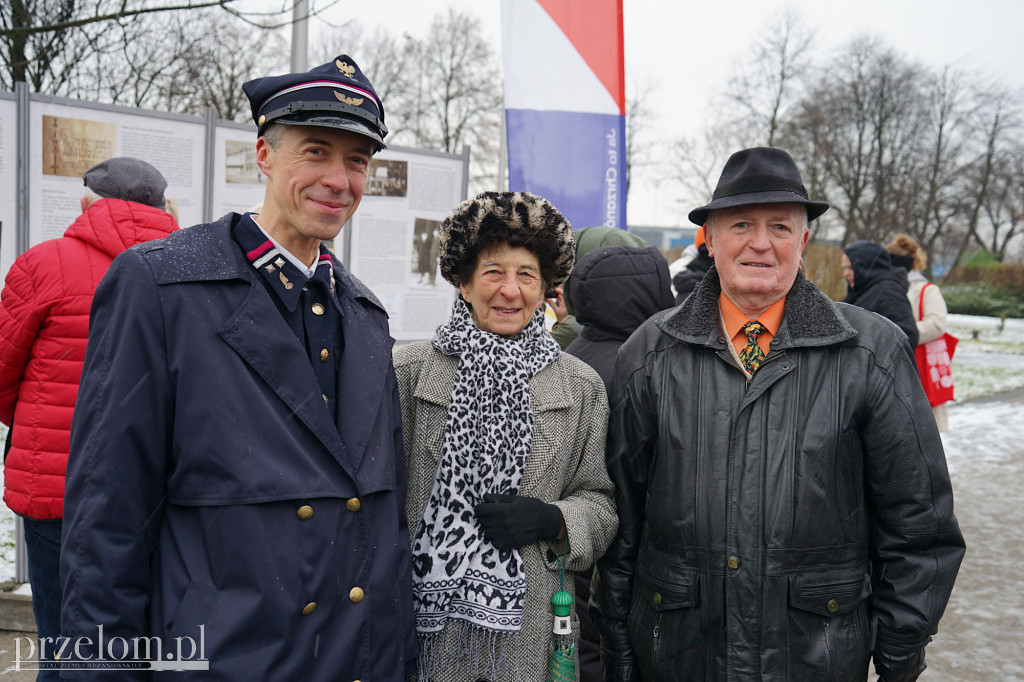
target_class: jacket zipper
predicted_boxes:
[652,612,661,660]
[824,618,835,681]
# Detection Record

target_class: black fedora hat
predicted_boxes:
[688,147,829,226]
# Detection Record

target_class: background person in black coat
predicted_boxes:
[564,243,673,681]
[566,244,674,392]
[672,241,714,305]
[842,239,920,347]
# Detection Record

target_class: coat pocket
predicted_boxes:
[628,562,705,678]
[787,568,872,681]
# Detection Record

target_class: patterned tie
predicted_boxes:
[739,321,767,374]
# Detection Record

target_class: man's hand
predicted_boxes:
[874,646,927,682]
[545,286,568,323]
[474,493,564,551]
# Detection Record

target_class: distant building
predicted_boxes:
[626,225,699,251]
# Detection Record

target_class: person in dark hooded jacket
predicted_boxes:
[842,240,919,347]
[564,243,673,682]
[566,245,674,392]
[549,226,648,349]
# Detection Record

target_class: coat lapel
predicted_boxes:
[333,274,394,475]
[218,281,354,477]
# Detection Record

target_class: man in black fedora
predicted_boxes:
[60,56,416,679]
[593,147,964,681]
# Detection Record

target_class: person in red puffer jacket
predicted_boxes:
[0,157,178,676]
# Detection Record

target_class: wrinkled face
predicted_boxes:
[459,244,545,338]
[841,253,855,287]
[256,125,373,254]
[705,203,809,315]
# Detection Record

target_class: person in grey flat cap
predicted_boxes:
[60,56,415,680]
[0,157,178,679]
[592,147,964,682]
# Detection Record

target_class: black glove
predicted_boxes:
[603,663,641,682]
[474,493,564,551]
[874,647,927,682]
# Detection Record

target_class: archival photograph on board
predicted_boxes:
[366,158,408,197]
[225,139,265,185]
[41,115,116,178]
[411,217,441,286]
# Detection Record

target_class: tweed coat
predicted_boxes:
[393,340,618,682]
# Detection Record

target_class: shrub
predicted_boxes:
[942,282,1024,318]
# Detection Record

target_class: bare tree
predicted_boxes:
[787,37,929,244]
[403,8,502,190]
[625,76,660,199]
[312,21,418,139]
[719,7,814,148]
[952,88,1022,265]
[2,0,312,97]
[982,143,1024,261]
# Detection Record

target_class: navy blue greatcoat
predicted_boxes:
[61,214,416,680]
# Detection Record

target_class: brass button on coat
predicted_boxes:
[296,505,313,520]
[323,393,329,406]
[346,497,361,512]
[302,601,317,616]
[727,556,740,569]
[653,592,662,606]
[827,599,839,613]
[349,587,364,603]
[320,348,329,362]
[312,303,325,315]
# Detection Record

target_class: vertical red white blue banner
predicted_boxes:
[501,0,626,230]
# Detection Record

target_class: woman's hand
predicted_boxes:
[474,493,565,550]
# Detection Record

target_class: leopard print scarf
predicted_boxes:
[412,297,560,679]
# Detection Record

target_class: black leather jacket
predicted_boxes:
[593,267,964,681]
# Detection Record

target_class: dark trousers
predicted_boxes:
[21,516,63,682]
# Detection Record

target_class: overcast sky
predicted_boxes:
[309,0,1024,226]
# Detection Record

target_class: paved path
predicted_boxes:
[917,395,1024,681]
[0,630,38,681]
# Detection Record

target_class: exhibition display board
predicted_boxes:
[1,85,468,342]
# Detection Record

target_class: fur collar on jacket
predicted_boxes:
[659,265,856,349]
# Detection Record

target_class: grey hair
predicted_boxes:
[261,122,286,150]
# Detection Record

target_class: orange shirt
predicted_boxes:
[719,294,786,358]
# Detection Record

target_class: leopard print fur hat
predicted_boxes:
[439,191,575,297]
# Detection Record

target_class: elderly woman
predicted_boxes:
[394,192,617,682]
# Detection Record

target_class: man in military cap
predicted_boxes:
[60,57,416,680]
[592,147,963,681]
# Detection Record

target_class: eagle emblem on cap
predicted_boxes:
[334,91,364,106]
[335,60,356,78]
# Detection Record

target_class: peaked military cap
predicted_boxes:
[243,55,387,151]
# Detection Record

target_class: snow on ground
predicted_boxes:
[926,400,1024,680]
